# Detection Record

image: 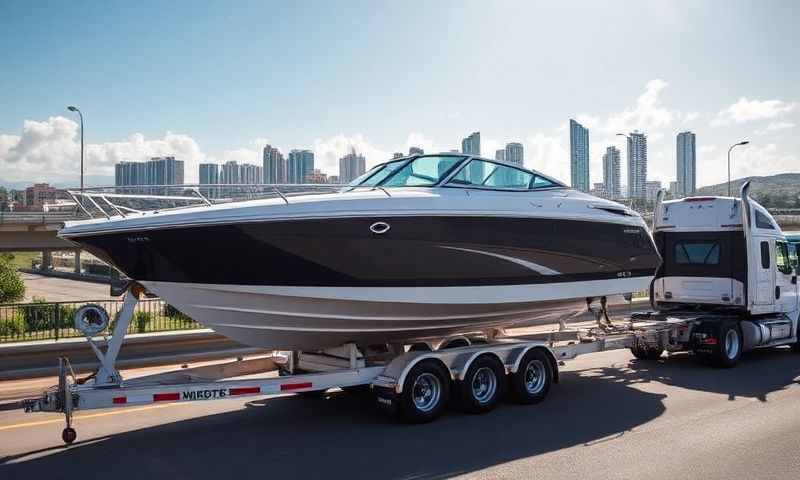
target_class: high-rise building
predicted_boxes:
[392,152,404,159]
[590,182,607,199]
[569,119,590,192]
[221,161,241,185]
[339,148,366,183]
[408,146,424,156]
[461,131,482,180]
[602,146,621,199]
[505,142,524,166]
[495,149,505,162]
[287,149,315,184]
[676,131,696,198]
[669,180,679,197]
[24,183,57,210]
[114,157,184,187]
[199,163,220,198]
[263,145,286,184]
[627,131,648,201]
[307,169,328,184]
[645,180,662,204]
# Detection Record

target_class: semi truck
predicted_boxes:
[22,182,800,444]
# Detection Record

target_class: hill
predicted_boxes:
[697,173,800,207]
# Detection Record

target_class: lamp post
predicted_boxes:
[727,141,750,197]
[67,106,84,191]
[616,133,632,208]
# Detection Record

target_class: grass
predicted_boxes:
[3,252,40,270]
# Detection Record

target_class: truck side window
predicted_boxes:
[755,210,775,229]
[760,241,770,269]
[776,242,792,274]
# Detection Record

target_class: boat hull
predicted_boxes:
[141,276,649,350]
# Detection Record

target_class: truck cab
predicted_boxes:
[652,184,799,316]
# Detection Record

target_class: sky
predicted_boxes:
[1,0,798,188]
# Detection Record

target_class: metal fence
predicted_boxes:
[0,298,202,344]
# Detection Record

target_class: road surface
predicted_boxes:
[1,348,799,479]
[20,273,115,303]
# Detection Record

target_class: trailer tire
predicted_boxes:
[399,360,450,423]
[712,324,742,368]
[62,427,76,445]
[457,355,506,414]
[630,343,664,361]
[509,349,552,405]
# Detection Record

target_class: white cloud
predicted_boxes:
[603,79,674,134]
[682,111,700,123]
[712,97,796,126]
[525,132,569,184]
[405,132,439,155]
[312,133,390,177]
[755,121,796,135]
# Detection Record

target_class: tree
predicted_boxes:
[0,253,25,303]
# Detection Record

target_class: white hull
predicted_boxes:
[142,276,650,350]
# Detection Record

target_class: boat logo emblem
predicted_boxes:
[370,222,391,234]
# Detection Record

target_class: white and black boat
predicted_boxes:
[60,154,661,350]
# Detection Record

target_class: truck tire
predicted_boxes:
[457,355,506,414]
[398,360,450,424]
[711,324,743,368]
[630,343,664,360]
[509,349,553,405]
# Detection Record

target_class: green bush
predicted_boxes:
[0,254,25,304]
[21,296,54,332]
[133,311,152,334]
[0,310,26,337]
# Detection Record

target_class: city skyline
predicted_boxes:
[1,3,798,189]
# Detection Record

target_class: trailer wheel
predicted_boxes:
[62,427,77,445]
[399,360,449,423]
[712,324,742,368]
[458,355,506,414]
[630,343,664,360]
[509,349,553,405]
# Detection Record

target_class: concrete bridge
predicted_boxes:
[0,212,84,271]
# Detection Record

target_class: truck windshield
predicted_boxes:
[674,241,720,265]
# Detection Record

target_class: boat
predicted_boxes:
[59,153,661,350]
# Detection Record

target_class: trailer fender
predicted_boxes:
[451,351,505,381]
[392,354,451,395]
[508,346,559,384]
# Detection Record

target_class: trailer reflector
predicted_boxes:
[112,397,127,404]
[281,382,313,391]
[153,393,180,402]
[229,387,261,396]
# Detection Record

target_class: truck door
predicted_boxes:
[775,241,799,313]
[753,238,775,307]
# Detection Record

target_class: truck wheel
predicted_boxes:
[509,349,553,405]
[399,360,450,423]
[458,355,506,414]
[630,343,664,360]
[712,324,742,368]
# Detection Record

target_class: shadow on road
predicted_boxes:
[2,348,799,478]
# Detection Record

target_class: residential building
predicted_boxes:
[114,156,184,187]
[115,161,148,186]
[408,146,424,156]
[569,119,590,192]
[669,180,679,197]
[329,175,340,184]
[590,182,607,199]
[645,180,662,204]
[627,131,648,201]
[602,146,621,199]
[263,145,286,184]
[461,131,482,180]
[339,148,366,183]
[221,161,241,185]
[676,131,696,198]
[495,149,505,162]
[287,149,315,183]
[505,142,524,166]
[307,169,328,184]
[392,152,404,159]
[24,183,57,210]
[199,163,220,198]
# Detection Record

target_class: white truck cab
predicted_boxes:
[653,183,799,316]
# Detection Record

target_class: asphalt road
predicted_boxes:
[20,272,115,303]
[1,348,799,479]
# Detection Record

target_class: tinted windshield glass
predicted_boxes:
[674,241,720,265]
[380,156,465,187]
[349,159,407,187]
[448,159,532,189]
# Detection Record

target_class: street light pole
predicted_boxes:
[67,106,84,191]
[616,133,632,209]
[727,140,750,197]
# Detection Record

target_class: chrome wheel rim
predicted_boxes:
[524,360,546,395]
[471,366,497,404]
[412,372,441,413]
[725,329,740,359]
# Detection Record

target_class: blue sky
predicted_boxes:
[1,0,798,187]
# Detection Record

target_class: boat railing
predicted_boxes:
[63,183,344,220]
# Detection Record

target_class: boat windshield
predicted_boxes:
[447,158,561,190]
[380,156,465,187]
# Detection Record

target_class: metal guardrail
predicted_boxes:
[0,298,201,344]
[0,212,83,225]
